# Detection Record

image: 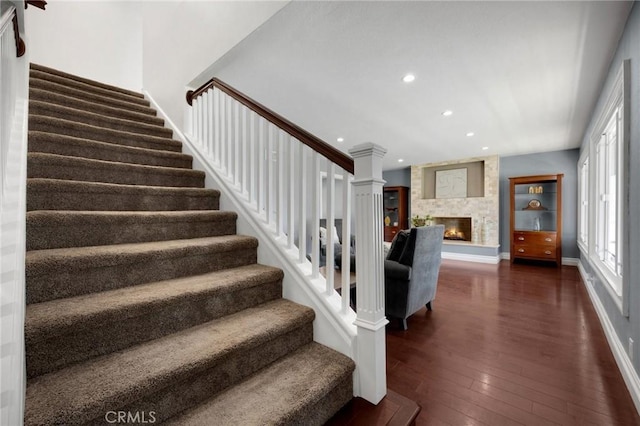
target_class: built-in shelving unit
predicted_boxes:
[383,186,409,242]
[509,174,563,265]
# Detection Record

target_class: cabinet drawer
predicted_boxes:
[513,245,557,259]
[385,226,400,242]
[513,231,556,246]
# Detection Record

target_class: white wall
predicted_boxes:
[25,1,143,91]
[142,1,288,129]
[24,0,288,127]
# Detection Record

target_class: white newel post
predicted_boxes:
[349,143,388,404]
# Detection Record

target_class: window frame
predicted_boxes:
[586,59,630,316]
[577,150,589,254]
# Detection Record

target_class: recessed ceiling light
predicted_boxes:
[466,132,475,137]
[442,110,453,117]
[337,137,344,143]
[398,159,404,163]
[482,146,489,150]
[402,74,415,83]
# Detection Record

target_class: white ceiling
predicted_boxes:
[195,1,633,170]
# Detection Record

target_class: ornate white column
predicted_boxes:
[348,142,388,404]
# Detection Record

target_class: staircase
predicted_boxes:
[24,64,354,425]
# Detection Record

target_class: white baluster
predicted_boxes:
[325,162,336,294]
[298,143,308,263]
[241,107,248,197]
[234,101,241,187]
[249,111,257,206]
[219,92,227,172]
[207,89,214,160]
[192,97,200,147]
[265,124,273,225]
[213,88,221,166]
[202,90,209,155]
[226,95,232,176]
[257,116,265,217]
[227,98,234,179]
[311,151,320,278]
[342,168,352,313]
[288,137,295,249]
[199,97,205,149]
[277,130,284,236]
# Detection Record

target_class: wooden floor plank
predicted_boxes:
[328,259,640,425]
[387,260,640,425]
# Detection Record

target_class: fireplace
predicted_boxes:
[433,217,472,242]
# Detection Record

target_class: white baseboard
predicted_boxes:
[499,252,579,266]
[441,251,500,264]
[577,262,640,415]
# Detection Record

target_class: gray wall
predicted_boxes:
[578,3,640,379]
[383,167,411,218]
[499,149,579,258]
[383,167,411,187]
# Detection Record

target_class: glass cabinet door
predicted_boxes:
[513,181,558,232]
[383,190,400,226]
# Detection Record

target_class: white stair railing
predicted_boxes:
[0,2,29,424]
[181,78,388,404]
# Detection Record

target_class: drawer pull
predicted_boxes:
[518,237,525,241]
[518,248,525,253]
[545,238,552,242]
[545,250,552,255]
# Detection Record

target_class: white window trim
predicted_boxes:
[577,149,589,255]
[586,59,630,317]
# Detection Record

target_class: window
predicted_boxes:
[595,111,622,280]
[586,60,628,314]
[577,152,589,253]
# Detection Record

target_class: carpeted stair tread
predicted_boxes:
[27,210,237,250]
[24,299,315,426]
[27,153,205,188]
[30,100,173,138]
[28,131,192,169]
[27,178,218,212]
[29,115,181,152]
[27,264,283,337]
[26,235,258,303]
[30,77,156,115]
[30,63,145,99]
[29,87,164,126]
[26,264,284,377]
[30,69,150,107]
[165,343,355,426]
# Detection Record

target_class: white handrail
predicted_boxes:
[182,81,388,404]
[0,2,29,425]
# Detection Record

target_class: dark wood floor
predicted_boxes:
[329,259,640,425]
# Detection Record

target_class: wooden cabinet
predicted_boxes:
[509,174,563,265]
[383,186,409,242]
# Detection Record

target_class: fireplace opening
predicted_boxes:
[433,217,472,242]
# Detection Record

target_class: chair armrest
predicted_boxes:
[384,260,412,281]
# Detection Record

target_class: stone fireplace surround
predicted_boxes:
[411,155,500,249]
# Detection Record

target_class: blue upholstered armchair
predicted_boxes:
[384,225,444,330]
